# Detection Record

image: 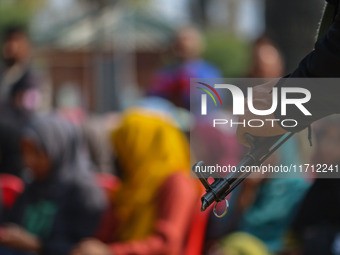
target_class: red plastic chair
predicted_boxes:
[0,174,25,209]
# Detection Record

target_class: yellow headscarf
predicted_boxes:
[111,109,193,241]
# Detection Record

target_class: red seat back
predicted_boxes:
[0,174,24,209]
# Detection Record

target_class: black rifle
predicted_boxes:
[192,132,295,217]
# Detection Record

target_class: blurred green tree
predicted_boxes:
[0,0,45,38]
[203,32,251,77]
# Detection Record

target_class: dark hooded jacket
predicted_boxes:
[4,115,106,255]
[0,120,24,176]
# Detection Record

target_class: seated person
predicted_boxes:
[72,109,200,255]
[0,115,106,255]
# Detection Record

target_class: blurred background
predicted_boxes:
[2,1,339,255]
[0,0,325,113]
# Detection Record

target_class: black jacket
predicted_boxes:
[275,0,340,131]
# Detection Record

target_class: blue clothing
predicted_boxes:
[148,59,221,109]
[239,138,310,252]
[239,178,310,252]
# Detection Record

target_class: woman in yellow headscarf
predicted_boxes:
[73,108,200,255]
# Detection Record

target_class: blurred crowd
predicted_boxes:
[0,23,339,255]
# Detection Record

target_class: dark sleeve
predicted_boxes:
[0,121,24,177]
[2,188,28,224]
[274,2,340,131]
[41,185,105,255]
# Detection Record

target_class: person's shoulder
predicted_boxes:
[197,60,221,75]
[161,173,197,196]
[163,172,190,184]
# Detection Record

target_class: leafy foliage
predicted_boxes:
[203,31,251,78]
[0,0,45,39]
